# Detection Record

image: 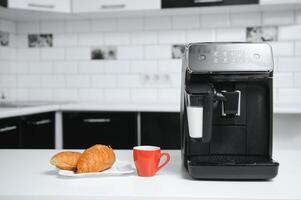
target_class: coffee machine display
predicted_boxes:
[180,43,279,180]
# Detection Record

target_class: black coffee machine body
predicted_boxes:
[181,43,279,180]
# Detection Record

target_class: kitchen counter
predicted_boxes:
[0,102,180,119]
[0,101,300,120]
[0,149,300,200]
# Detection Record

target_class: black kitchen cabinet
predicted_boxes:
[63,112,137,149]
[0,117,21,149]
[141,112,180,149]
[21,112,55,149]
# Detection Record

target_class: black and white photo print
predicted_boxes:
[91,46,117,60]
[172,44,185,59]
[28,34,53,48]
[0,31,9,47]
[246,26,278,42]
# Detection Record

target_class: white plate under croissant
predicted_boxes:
[58,160,135,177]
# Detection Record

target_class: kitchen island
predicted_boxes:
[0,150,300,200]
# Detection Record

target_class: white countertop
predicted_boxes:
[0,102,180,119]
[0,101,300,119]
[0,149,300,200]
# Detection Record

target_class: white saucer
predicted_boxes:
[58,161,135,177]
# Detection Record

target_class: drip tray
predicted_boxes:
[187,155,279,180]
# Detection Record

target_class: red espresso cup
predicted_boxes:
[133,146,171,177]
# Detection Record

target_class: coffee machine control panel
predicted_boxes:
[188,43,273,73]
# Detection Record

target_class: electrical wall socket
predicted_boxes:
[141,73,171,85]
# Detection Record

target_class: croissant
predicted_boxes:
[76,144,116,173]
[50,151,82,171]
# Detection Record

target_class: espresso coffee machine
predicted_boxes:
[181,43,279,180]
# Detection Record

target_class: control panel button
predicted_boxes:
[199,55,206,61]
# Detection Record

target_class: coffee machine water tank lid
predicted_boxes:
[187,43,273,73]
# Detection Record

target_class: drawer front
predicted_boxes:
[141,112,181,149]
[0,117,20,149]
[8,0,71,12]
[21,112,55,149]
[63,112,137,149]
[73,0,160,12]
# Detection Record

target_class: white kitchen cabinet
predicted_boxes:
[72,0,160,13]
[8,0,71,13]
[260,0,301,4]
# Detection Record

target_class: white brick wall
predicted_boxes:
[1,10,301,104]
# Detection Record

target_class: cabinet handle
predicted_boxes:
[83,118,111,123]
[27,3,55,9]
[100,4,126,9]
[194,0,223,3]
[0,126,17,133]
[29,119,52,126]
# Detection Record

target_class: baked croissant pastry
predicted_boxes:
[50,151,82,171]
[76,144,116,173]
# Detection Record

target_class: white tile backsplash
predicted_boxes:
[274,73,294,87]
[216,28,246,42]
[91,75,117,88]
[28,88,53,101]
[41,21,65,34]
[0,19,16,33]
[104,61,130,74]
[145,45,171,59]
[53,61,78,74]
[230,12,261,27]
[158,31,186,44]
[158,59,181,73]
[78,33,104,46]
[16,48,40,61]
[1,9,301,103]
[201,14,230,28]
[262,11,294,25]
[17,21,40,34]
[41,48,65,60]
[294,73,301,87]
[0,75,16,87]
[279,88,301,103]
[186,30,215,43]
[66,75,90,87]
[131,60,157,73]
[279,25,301,40]
[295,41,301,55]
[145,16,172,30]
[53,88,78,101]
[104,32,131,45]
[17,75,41,88]
[172,15,200,29]
[78,61,104,74]
[117,46,144,60]
[269,42,294,56]
[117,18,144,31]
[41,75,65,88]
[29,62,53,74]
[131,31,157,44]
[131,88,157,102]
[65,20,90,33]
[53,34,78,47]
[117,74,141,88]
[91,19,117,32]
[78,88,104,101]
[65,48,90,60]
[278,57,301,72]
[105,88,130,101]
